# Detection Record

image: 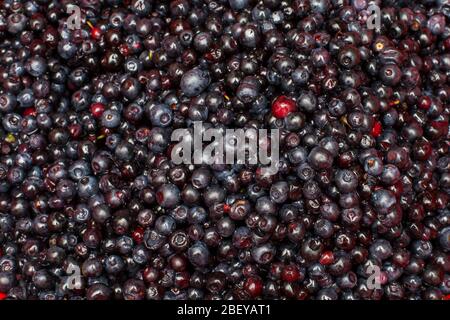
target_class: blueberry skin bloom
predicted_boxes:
[156,183,181,209]
[180,68,210,97]
[370,239,393,260]
[371,189,397,210]
[308,146,333,170]
[0,0,448,302]
[334,169,358,193]
[188,241,210,267]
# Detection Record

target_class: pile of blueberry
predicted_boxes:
[0,0,449,300]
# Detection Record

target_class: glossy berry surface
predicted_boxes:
[0,0,448,301]
[272,96,296,119]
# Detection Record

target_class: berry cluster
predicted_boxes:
[0,0,449,300]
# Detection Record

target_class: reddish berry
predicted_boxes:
[205,47,223,62]
[23,107,36,117]
[444,37,450,51]
[379,271,388,285]
[68,124,82,139]
[132,227,144,244]
[443,294,450,300]
[223,203,231,213]
[0,292,6,300]
[132,41,142,50]
[272,95,296,118]
[174,271,190,289]
[297,289,309,300]
[319,251,334,265]
[418,96,432,110]
[156,191,164,204]
[244,277,263,298]
[90,103,105,118]
[371,120,382,138]
[430,120,449,136]
[281,265,301,282]
[87,133,97,142]
[142,267,160,283]
[119,44,130,56]
[91,27,102,40]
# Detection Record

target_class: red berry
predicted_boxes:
[272,95,296,118]
[371,120,382,138]
[0,292,6,300]
[23,107,36,117]
[223,203,231,213]
[174,271,190,289]
[430,120,449,137]
[91,27,102,40]
[90,103,105,118]
[132,41,142,50]
[281,265,301,282]
[443,294,450,300]
[379,271,388,285]
[297,289,309,300]
[68,124,82,139]
[244,277,263,298]
[119,44,130,56]
[319,251,334,265]
[156,191,164,204]
[132,227,144,244]
[418,96,432,110]
[87,133,97,142]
